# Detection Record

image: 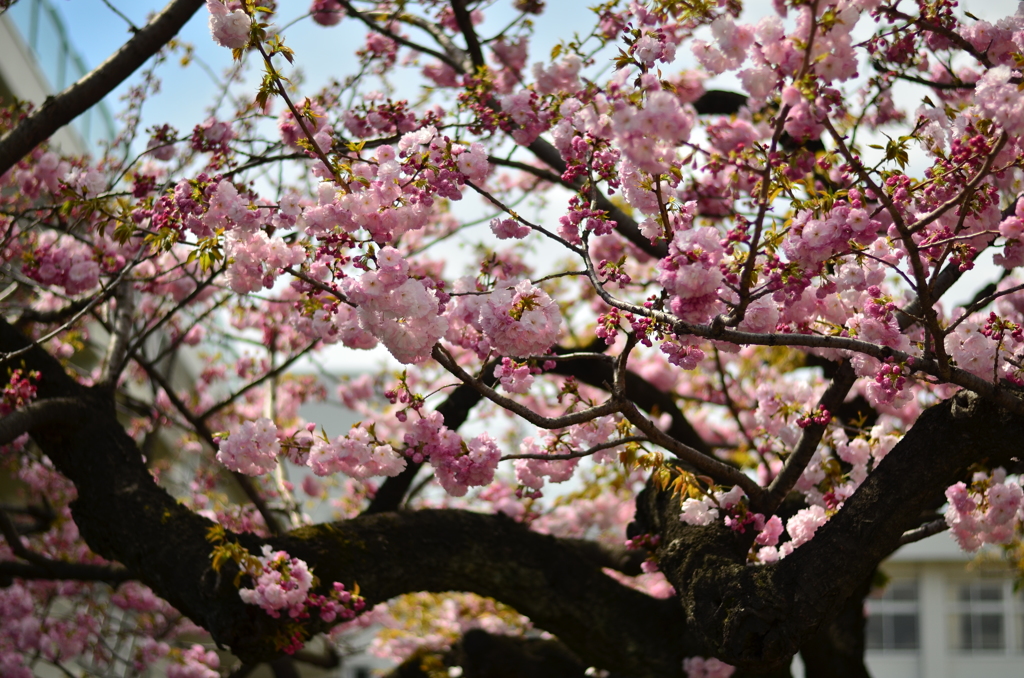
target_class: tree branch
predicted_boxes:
[432,344,623,428]
[551,343,712,456]
[0,397,87,446]
[899,518,948,546]
[0,0,205,175]
[635,390,1024,672]
[449,0,485,70]
[0,559,133,586]
[0,316,694,675]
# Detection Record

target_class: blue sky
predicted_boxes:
[45,0,604,138]
[40,0,1022,139]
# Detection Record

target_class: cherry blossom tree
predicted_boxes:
[3,0,1024,676]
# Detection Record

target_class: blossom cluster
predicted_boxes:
[207,0,251,50]
[238,545,316,618]
[445,277,563,358]
[307,424,407,480]
[682,656,735,678]
[341,247,448,364]
[235,545,366,653]
[217,417,281,476]
[679,484,831,563]
[167,645,220,678]
[493,357,536,393]
[0,369,38,417]
[404,411,501,496]
[944,468,1024,550]
[476,279,562,357]
[23,232,102,296]
[515,437,579,496]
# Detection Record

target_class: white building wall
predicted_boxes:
[0,0,117,156]
[863,533,1024,678]
[0,12,87,155]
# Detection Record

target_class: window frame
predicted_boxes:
[947,577,1024,654]
[866,578,921,653]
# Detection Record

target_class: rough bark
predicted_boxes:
[633,390,1024,673]
[385,628,592,678]
[798,573,873,678]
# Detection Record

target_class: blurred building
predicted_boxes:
[860,532,1024,678]
[0,0,116,155]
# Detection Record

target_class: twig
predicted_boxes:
[432,344,622,428]
[199,339,320,421]
[502,436,648,461]
[100,0,139,31]
[132,353,285,535]
[899,518,947,545]
[617,397,762,498]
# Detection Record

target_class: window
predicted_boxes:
[866,579,919,651]
[951,581,1008,651]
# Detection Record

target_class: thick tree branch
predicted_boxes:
[0,559,133,586]
[798,572,873,678]
[449,0,485,70]
[0,0,205,175]
[635,390,1024,672]
[0,397,87,446]
[432,344,623,428]
[385,628,592,678]
[283,511,692,677]
[561,538,646,576]
[0,316,693,675]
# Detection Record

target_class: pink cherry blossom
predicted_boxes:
[217,417,281,475]
[477,279,562,357]
[206,0,251,50]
